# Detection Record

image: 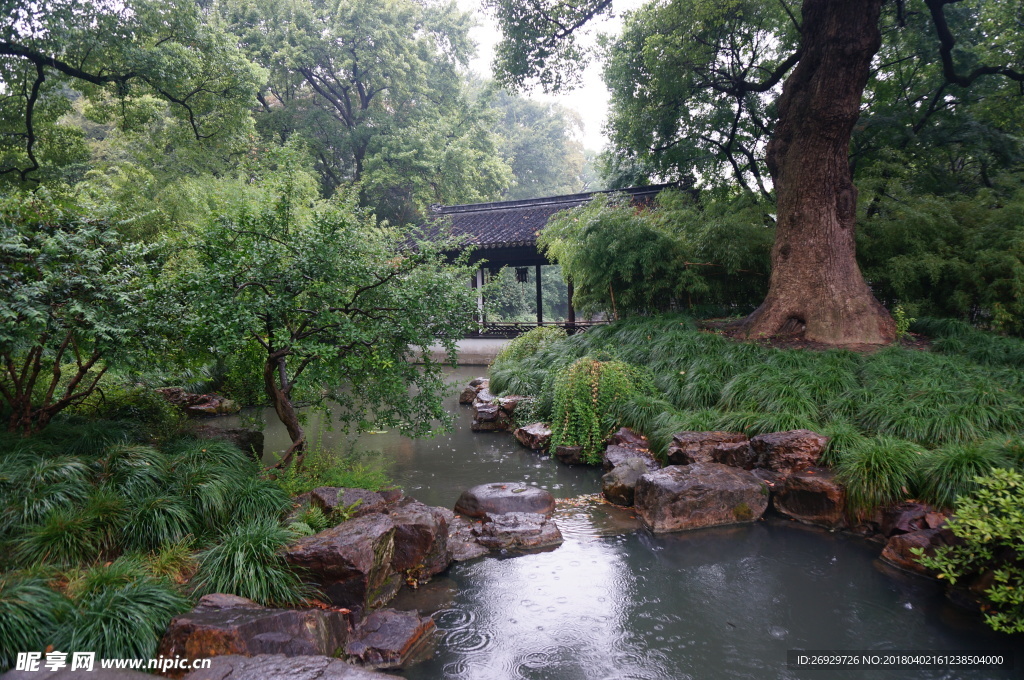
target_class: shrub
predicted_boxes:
[70,383,182,433]
[915,468,1024,634]
[916,442,1013,510]
[191,518,312,606]
[834,437,924,517]
[492,326,567,370]
[550,357,656,464]
[0,574,70,671]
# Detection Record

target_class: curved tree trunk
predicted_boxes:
[740,0,895,345]
[264,351,306,469]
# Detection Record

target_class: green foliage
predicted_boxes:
[0,573,70,671]
[492,326,568,369]
[168,186,476,456]
[14,507,104,568]
[191,518,312,606]
[916,441,1014,510]
[275,446,391,497]
[892,305,915,339]
[70,382,182,435]
[916,468,1024,634]
[540,192,771,318]
[57,558,189,659]
[0,192,160,434]
[834,437,924,517]
[550,357,656,464]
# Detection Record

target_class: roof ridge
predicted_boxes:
[430,182,678,215]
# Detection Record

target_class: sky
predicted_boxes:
[456,1,647,151]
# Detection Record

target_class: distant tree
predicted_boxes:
[0,0,263,185]
[221,0,512,222]
[169,185,476,467]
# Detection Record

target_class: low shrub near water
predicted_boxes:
[916,468,1024,634]
[276,444,391,496]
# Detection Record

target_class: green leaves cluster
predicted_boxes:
[0,191,159,433]
[540,191,772,318]
[550,357,655,464]
[916,468,1024,634]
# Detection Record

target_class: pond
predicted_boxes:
[214,366,1019,680]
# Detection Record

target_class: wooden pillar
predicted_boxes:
[535,264,543,326]
[567,279,575,333]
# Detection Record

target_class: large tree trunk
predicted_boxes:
[264,351,306,469]
[740,0,895,345]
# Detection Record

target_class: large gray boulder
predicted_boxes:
[634,463,770,533]
[345,609,436,669]
[182,655,386,680]
[454,482,555,518]
[283,513,401,615]
[310,487,402,517]
[388,500,451,584]
[750,430,828,475]
[156,595,349,675]
[665,431,749,466]
[602,444,659,473]
[602,457,651,506]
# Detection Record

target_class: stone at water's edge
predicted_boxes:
[607,427,650,450]
[665,431,749,466]
[513,422,552,451]
[458,385,479,404]
[156,597,350,678]
[156,387,241,416]
[602,457,651,506]
[454,482,556,518]
[181,655,386,679]
[750,430,828,475]
[388,500,451,584]
[284,513,401,616]
[345,609,436,669]
[554,445,585,465]
[773,467,847,530]
[880,529,945,577]
[603,444,659,473]
[472,512,563,550]
[634,463,770,533]
[881,502,946,538]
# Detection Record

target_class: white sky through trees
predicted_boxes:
[457,0,646,151]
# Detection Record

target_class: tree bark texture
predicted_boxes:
[742,0,895,345]
[264,351,306,469]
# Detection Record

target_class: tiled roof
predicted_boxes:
[428,184,677,250]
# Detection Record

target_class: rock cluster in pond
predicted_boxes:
[448,483,562,554]
[156,387,241,416]
[472,512,563,550]
[459,378,526,432]
[634,462,770,532]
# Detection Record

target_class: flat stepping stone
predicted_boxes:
[454,482,555,518]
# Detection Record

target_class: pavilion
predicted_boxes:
[428,183,676,337]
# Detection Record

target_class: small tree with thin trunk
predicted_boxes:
[0,192,155,434]
[170,188,475,469]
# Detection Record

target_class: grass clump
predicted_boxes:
[276,446,390,496]
[57,558,189,659]
[191,518,313,606]
[492,325,567,369]
[0,573,70,671]
[833,437,924,517]
[916,441,1014,510]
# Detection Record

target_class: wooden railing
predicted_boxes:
[466,321,607,338]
